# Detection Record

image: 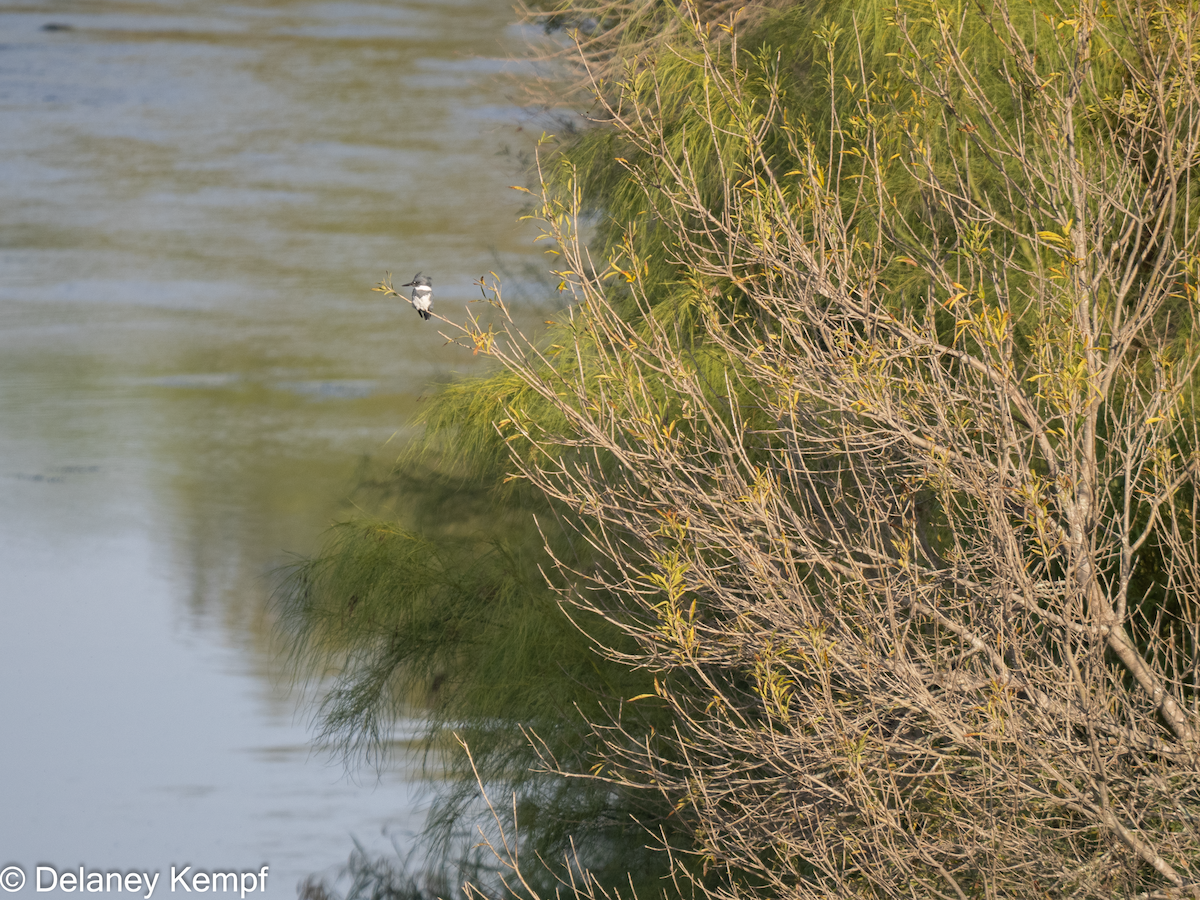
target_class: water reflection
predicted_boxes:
[0,1,539,894]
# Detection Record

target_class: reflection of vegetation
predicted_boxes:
[297,838,448,900]
[283,442,676,894]
[287,0,1200,898]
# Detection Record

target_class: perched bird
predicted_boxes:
[402,272,433,320]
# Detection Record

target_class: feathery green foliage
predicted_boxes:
[286,0,1200,897]
[281,453,678,892]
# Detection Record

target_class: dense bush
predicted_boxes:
[286,1,1200,897]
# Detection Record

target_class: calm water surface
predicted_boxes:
[0,1,540,894]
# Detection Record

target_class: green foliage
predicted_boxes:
[287,0,1200,896]
[280,451,679,893]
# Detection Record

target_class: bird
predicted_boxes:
[402,272,432,320]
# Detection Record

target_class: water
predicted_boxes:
[0,2,540,895]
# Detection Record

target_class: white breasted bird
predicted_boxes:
[402,272,433,320]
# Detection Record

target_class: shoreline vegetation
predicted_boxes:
[284,1,1200,898]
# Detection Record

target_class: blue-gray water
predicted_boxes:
[0,2,539,895]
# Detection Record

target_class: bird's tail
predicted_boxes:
[421,310,431,321]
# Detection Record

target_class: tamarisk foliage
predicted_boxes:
[439,0,1200,897]
[286,0,1200,896]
